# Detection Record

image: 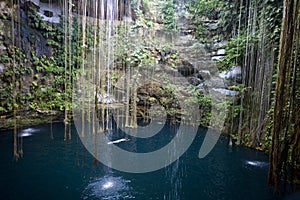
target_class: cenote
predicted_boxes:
[1,0,300,199]
[0,122,294,200]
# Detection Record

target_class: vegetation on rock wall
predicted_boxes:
[0,0,299,194]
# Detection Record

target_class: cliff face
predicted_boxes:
[0,0,233,130]
[0,0,66,128]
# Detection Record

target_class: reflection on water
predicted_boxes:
[82,175,134,200]
[18,128,40,137]
[244,160,269,168]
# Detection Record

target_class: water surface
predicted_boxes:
[0,123,289,200]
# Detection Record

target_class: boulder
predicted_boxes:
[211,56,224,62]
[188,77,203,86]
[177,60,198,76]
[219,66,242,87]
[216,49,225,55]
[199,70,211,80]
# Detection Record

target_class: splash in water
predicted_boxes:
[82,176,134,200]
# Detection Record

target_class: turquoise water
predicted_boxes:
[0,122,295,200]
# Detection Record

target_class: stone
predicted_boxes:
[188,77,203,86]
[219,66,242,86]
[97,93,116,104]
[177,60,198,76]
[197,83,209,94]
[44,10,53,17]
[219,66,242,81]
[213,41,228,50]
[0,44,7,51]
[35,1,62,23]
[216,49,225,55]
[199,70,211,80]
[0,63,4,73]
[207,23,218,30]
[211,56,224,62]
[24,1,40,13]
[212,88,238,96]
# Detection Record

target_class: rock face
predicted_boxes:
[177,60,198,76]
[25,0,62,23]
[136,83,180,121]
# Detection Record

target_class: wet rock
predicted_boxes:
[177,60,198,76]
[197,83,209,94]
[199,70,211,80]
[24,1,40,13]
[44,10,53,17]
[188,77,203,86]
[216,49,225,55]
[211,56,224,62]
[0,63,4,73]
[0,44,6,51]
[97,93,116,104]
[207,22,218,31]
[158,47,177,63]
[213,41,228,50]
[35,1,62,23]
[212,88,238,96]
[136,83,181,121]
[219,66,242,84]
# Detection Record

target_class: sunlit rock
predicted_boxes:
[219,66,242,85]
[211,56,224,62]
[212,88,238,96]
[216,49,225,56]
[97,93,116,104]
[26,0,62,23]
[0,63,4,73]
[199,70,211,80]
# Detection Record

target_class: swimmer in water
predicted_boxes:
[107,138,130,144]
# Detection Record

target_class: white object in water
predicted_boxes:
[107,138,130,145]
[245,160,268,167]
[18,128,38,137]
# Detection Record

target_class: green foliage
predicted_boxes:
[217,32,260,71]
[0,47,32,113]
[217,33,245,70]
[188,0,222,20]
[218,1,238,35]
[185,85,212,126]
[160,0,177,30]
[0,11,78,114]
